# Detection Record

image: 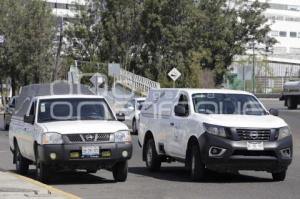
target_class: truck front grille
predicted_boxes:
[65,133,111,143]
[236,129,271,141]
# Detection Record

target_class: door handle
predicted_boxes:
[170,122,174,126]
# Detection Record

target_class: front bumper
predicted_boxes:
[198,133,293,173]
[37,142,132,170]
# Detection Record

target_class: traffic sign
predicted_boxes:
[90,73,105,87]
[108,63,121,77]
[168,68,181,81]
[0,35,4,44]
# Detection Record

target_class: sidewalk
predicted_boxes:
[0,171,79,199]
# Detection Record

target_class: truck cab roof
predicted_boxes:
[150,88,254,96]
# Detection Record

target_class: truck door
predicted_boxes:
[123,100,135,128]
[168,93,190,158]
[23,100,37,160]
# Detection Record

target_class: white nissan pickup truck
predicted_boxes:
[138,89,293,181]
[9,83,132,182]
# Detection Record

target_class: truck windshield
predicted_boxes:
[192,93,267,115]
[38,98,115,123]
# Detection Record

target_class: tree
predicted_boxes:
[140,0,206,87]
[195,0,273,85]
[65,0,273,88]
[0,0,55,94]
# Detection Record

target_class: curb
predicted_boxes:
[9,172,81,199]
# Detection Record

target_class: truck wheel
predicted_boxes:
[132,119,138,135]
[36,162,51,183]
[4,115,9,130]
[35,150,51,183]
[287,97,297,110]
[15,144,29,175]
[272,170,286,181]
[112,161,128,182]
[145,138,161,171]
[189,145,205,181]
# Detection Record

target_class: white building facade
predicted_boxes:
[231,0,300,93]
[264,0,300,59]
[45,0,86,19]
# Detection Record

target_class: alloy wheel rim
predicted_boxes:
[147,145,153,166]
[191,154,195,176]
[16,150,20,170]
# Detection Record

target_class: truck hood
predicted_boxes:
[38,120,128,134]
[200,114,287,129]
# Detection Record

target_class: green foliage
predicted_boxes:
[0,0,55,94]
[66,0,273,88]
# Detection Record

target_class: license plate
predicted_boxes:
[247,142,264,151]
[82,146,99,158]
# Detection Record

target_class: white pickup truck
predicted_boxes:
[9,83,132,182]
[138,89,293,181]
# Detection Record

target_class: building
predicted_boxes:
[231,0,300,93]
[264,0,300,59]
[45,0,86,19]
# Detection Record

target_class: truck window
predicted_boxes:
[192,93,267,115]
[29,101,36,116]
[37,98,114,123]
[176,94,189,117]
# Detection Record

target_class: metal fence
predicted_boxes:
[231,57,300,94]
[116,69,160,96]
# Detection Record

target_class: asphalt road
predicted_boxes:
[0,99,300,199]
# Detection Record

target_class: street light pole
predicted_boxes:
[252,42,255,93]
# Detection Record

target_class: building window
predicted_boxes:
[290,32,297,38]
[279,31,287,37]
[55,3,68,9]
[271,31,279,37]
[288,5,300,11]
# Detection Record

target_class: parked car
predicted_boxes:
[9,83,132,182]
[138,89,293,181]
[4,96,18,130]
[122,97,145,134]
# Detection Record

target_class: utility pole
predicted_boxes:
[252,41,256,94]
[53,17,64,81]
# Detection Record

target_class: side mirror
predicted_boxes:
[24,115,35,124]
[127,106,134,111]
[269,108,279,116]
[137,104,143,110]
[174,105,187,117]
[116,112,125,122]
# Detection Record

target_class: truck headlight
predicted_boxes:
[42,132,63,144]
[278,126,291,140]
[204,123,227,138]
[114,130,131,143]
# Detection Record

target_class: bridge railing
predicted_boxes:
[116,69,160,95]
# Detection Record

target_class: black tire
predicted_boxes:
[287,97,297,110]
[4,114,9,130]
[272,170,287,181]
[145,138,161,171]
[15,143,29,175]
[132,119,138,134]
[112,161,128,182]
[35,150,51,183]
[189,145,205,181]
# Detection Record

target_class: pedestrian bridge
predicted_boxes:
[116,68,160,96]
